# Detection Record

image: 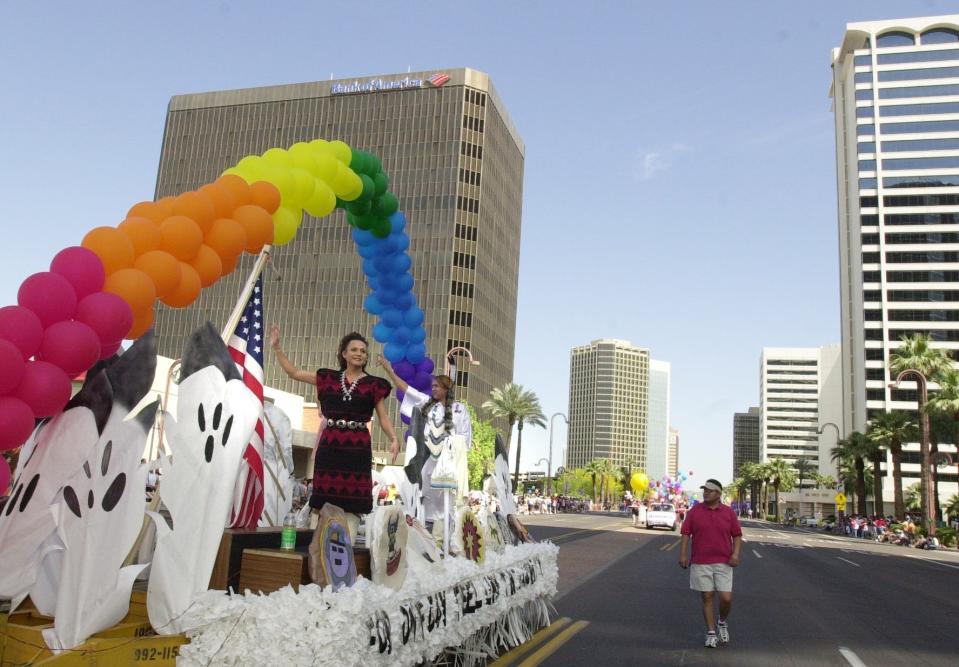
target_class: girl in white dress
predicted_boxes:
[377,355,472,523]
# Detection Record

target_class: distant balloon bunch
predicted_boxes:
[650,472,690,504]
[0,138,433,460]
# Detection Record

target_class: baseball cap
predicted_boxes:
[700,479,723,492]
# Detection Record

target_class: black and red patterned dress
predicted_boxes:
[310,369,391,514]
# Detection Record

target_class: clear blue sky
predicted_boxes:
[1,1,949,488]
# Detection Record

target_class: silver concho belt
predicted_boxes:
[328,419,367,430]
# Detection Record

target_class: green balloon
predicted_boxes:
[357,174,375,203]
[335,197,347,210]
[373,172,389,196]
[367,154,383,175]
[347,199,372,216]
[350,150,368,174]
[372,217,391,238]
[355,214,374,231]
[376,192,399,216]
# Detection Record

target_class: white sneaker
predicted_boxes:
[717,621,729,644]
[705,632,718,648]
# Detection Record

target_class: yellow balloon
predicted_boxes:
[288,142,316,172]
[263,165,297,205]
[272,207,300,245]
[262,147,293,169]
[329,140,352,165]
[308,138,332,156]
[314,153,340,184]
[291,168,316,202]
[630,472,649,494]
[304,181,336,218]
[332,164,362,199]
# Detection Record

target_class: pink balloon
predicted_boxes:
[0,305,44,359]
[0,340,26,395]
[17,360,72,417]
[74,292,134,345]
[0,456,10,496]
[17,272,78,328]
[50,246,106,300]
[100,339,122,358]
[0,396,35,451]
[38,320,101,377]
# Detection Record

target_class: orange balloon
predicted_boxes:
[249,181,281,214]
[127,306,155,340]
[156,197,175,218]
[82,226,135,275]
[158,215,204,261]
[127,201,165,224]
[199,183,236,220]
[220,252,240,275]
[189,245,223,288]
[216,174,251,208]
[233,205,274,253]
[172,191,216,234]
[205,218,247,260]
[161,263,202,308]
[104,268,157,315]
[134,250,183,299]
[118,216,161,256]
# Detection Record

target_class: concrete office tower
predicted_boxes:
[567,339,650,470]
[667,428,679,478]
[760,347,842,487]
[151,69,524,447]
[646,360,672,480]
[733,407,761,479]
[832,16,959,505]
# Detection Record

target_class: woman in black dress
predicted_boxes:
[269,326,399,531]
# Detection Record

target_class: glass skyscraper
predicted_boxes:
[151,69,524,448]
[832,16,959,504]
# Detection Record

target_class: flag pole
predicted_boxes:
[220,245,273,342]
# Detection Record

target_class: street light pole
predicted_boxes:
[443,346,480,378]
[817,422,843,526]
[547,412,568,496]
[891,370,936,536]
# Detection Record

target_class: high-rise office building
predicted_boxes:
[667,428,679,478]
[567,339,649,470]
[646,359,671,480]
[760,347,842,487]
[832,16,959,503]
[732,407,761,479]
[151,69,524,447]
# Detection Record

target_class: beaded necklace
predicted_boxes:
[340,370,363,401]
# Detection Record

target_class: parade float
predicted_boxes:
[0,139,558,666]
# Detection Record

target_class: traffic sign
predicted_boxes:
[834,492,846,504]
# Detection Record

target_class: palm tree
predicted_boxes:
[866,411,917,520]
[927,367,959,522]
[890,333,952,533]
[831,431,870,516]
[597,458,618,506]
[740,462,762,516]
[729,477,749,513]
[767,458,796,522]
[905,482,922,512]
[860,431,886,518]
[794,458,814,492]
[945,494,959,524]
[483,383,546,490]
[584,459,603,503]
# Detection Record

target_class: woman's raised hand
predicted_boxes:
[376,353,391,371]
[269,324,281,350]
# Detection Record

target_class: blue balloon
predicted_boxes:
[409,326,426,343]
[362,258,378,276]
[363,294,383,315]
[374,256,394,273]
[394,234,410,252]
[372,322,392,343]
[367,275,380,291]
[392,254,412,273]
[374,237,397,256]
[393,293,414,311]
[352,228,377,247]
[396,273,414,292]
[389,211,407,233]
[407,342,427,364]
[383,308,403,328]
[384,342,406,363]
[376,289,398,305]
[358,243,378,259]
[403,306,424,328]
[392,326,411,345]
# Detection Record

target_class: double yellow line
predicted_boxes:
[489,617,590,667]
[660,539,680,551]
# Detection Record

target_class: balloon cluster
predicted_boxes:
[630,472,649,495]
[650,473,689,505]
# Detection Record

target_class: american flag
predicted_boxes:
[227,275,266,528]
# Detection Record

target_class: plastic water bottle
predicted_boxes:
[280,511,297,550]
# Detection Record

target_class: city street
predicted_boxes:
[492,512,959,667]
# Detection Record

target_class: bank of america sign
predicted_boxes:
[331,73,450,95]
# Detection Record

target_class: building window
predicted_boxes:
[876,31,915,48]
[921,28,959,45]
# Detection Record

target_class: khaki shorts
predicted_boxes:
[689,563,734,592]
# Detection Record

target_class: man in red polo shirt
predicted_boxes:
[679,478,742,648]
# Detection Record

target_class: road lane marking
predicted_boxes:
[488,618,573,667]
[836,557,861,568]
[752,549,763,559]
[839,646,868,667]
[516,620,590,667]
[906,554,959,570]
[665,540,679,551]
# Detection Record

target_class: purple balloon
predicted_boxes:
[396,388,406,403]
[393,360,415,381]
[416,357,434,375]
[413,370,433,392]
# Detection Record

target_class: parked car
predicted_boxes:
[646,503,677,531]
[800,516,819,527]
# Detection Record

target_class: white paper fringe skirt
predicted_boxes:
[176,542,559,666]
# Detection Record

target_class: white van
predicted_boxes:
[646,503,677,531]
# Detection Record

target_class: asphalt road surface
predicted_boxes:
[503,511,959,667]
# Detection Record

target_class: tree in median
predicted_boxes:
[866,411,917,520]
[482,383,546,491]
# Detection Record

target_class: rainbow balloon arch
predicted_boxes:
[0,139,438,490]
